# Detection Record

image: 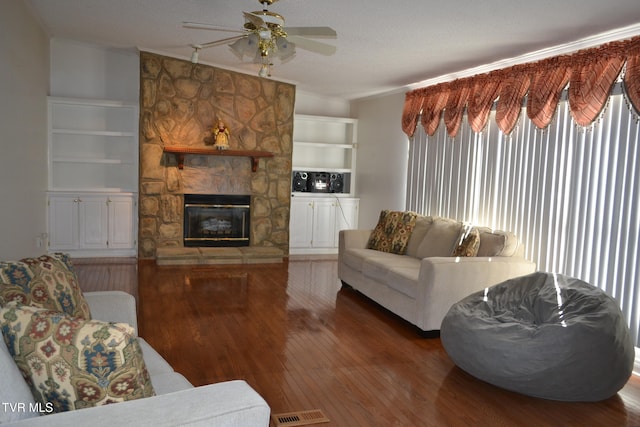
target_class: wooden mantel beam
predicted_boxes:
[163,146,274,172]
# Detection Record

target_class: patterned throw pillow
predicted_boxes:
[0,304,155,413]
[0,253,91,320]
[367,210,418,255]
[452,226,481,257]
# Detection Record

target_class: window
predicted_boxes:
[407,85,640,345]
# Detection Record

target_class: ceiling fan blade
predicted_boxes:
[285,27,337,38]
[183,21,245,34]
[287,35,336,56]
[198,34,247,49]
[243,11,266,29]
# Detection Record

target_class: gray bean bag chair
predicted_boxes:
[441,272,635,401]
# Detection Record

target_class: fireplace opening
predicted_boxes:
[183,194,250,247]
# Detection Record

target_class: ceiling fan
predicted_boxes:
[184,0,337,77]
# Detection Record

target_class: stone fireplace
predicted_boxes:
[138,51,294,259]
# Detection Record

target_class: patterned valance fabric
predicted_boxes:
[527,59,571,130]
[495,67,531,135]
[402,35,640,137]
[401,92,424,137]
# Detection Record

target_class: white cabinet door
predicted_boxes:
[312,199,337,248]
[48,193,136,255]
[334,198,359,246]
[48,196,79,250]
[78,196,109,249]
[289,197,359,253]
[289,198,314,248]
[108,196,135,249]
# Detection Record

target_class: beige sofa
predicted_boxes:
[338,214,536,335]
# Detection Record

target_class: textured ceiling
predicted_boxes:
[25,0,640,100]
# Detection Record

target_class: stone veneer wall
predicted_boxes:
[138,51,294,259]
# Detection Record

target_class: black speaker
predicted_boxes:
[292,172,309,192]
[329,173,344,193]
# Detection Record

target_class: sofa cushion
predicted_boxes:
[342,248,392,273]
[384,266,420,299]
[0,303,155,414]
[367,210,418,255]
[137,338,176,376]
[405,216,433,258]
[0,253,91,320]
[0,340,38,422]
[149,372,194,395]
[416,217,463,258]
[476,227,519,257]
[362,254,421,282]
[452,227,481,257]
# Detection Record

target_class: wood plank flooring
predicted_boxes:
[75,258,640,426]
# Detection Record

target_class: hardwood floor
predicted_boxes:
[75,258,640,426]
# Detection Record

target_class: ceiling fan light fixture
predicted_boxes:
[230,37,250,60]
[230,34,259,60]
[275,36,296,62]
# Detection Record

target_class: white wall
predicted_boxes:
[294,90,350,116]
[351,92,408,228]
[50,39,139,101]
[0,1,49,259]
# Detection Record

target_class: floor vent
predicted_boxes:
[271,409,329,426]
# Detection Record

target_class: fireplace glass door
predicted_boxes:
[183,194,250,247]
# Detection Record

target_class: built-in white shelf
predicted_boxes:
[292,114,358,196]
[47,97,138,193]
[47,97,139,257]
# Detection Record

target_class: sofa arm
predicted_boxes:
[83,291,138,334]
[416,257,536,331]
[8,380,270,427]
[339,229,373,252]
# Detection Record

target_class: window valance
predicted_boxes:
[402,36,640,137]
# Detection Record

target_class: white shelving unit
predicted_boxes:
[290,114,359,254]
[48,97,138,192]
[292,114,357,183]
[47,97,138,257]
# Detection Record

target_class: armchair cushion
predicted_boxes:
[0,303,155,414]
[0,254,91,320]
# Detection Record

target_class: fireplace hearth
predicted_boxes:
[183,194,250,247]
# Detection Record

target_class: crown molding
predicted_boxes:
[405,23,640,92]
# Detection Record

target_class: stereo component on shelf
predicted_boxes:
[309,172,329,193]
[329,173,344,193]
[292,171,308,192]
[292,171,350,194]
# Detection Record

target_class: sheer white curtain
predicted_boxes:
[407,86,640,346]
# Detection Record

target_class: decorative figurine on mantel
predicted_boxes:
[212,120,230,150]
